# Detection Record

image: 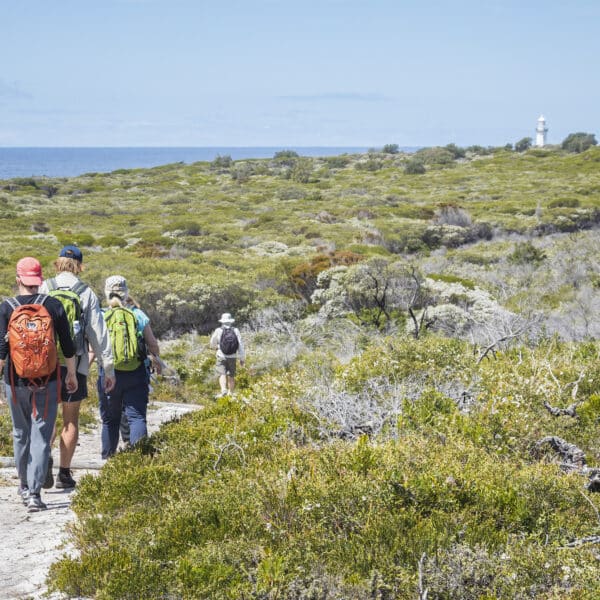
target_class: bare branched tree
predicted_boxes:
[342,259,431,333]
[474,312,542,364]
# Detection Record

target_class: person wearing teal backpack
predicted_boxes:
[98,275,161,458]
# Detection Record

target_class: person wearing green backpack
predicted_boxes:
[40,245,115,489]
[98,275,161,459]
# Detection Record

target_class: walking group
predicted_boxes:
[0,248,245,512]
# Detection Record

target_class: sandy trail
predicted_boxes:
[0,401,201,600]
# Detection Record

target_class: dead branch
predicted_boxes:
[476,324,529,364]
[475,312,542,364]
[533,436,586,469]
[587,471,600,493]
[579,490,600,526]
[213,441,246,470]
[561,535,600,549]
[543,400,581,418]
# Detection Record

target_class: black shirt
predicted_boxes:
[0,294,75,383]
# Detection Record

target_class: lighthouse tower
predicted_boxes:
[535,115,548,147]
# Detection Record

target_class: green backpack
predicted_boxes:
[45,279,88,357]
[103,306,144,371]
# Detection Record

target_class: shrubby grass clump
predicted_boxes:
[50,335,600,599]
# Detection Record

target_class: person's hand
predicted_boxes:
[65,371,78,395]
[104,374,116,393]
[152,356,163,376]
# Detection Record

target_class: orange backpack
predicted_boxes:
[6,295,60,416]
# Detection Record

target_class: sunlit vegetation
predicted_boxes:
[1,145,600,597]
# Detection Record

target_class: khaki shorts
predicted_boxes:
[215,357,237,377]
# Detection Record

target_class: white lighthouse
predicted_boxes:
[535,115,548,147]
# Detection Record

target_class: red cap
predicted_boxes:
[16,257,43,286]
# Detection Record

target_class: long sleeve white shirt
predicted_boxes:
[40,272,115,378]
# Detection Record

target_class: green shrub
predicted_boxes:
[0,404,12,455]
[548,197,580,209]
[404,158,426,174]
[427,273,476,289]
[509,241,546,265]
[56,232,95,247]
[562,132,598,153]
[96,235,128,248]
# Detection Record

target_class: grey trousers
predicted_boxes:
[5,381,58,495]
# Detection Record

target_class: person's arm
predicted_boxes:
[0,301,12,389]
[236,329,245,365]
[82,290,115,392]
[63,355,78,394]
[209,328,220,350]
[143,323,160,357]
[49,298,78,394]
[0,301,10,363]
[143,323,162,375]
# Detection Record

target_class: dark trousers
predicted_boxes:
[98,365,149,459]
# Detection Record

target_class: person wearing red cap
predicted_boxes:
[0,257,78,512]
[40,245,115,489]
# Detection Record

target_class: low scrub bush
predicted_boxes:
[55,232,95,247]
[96,234,127,248]
[49,336,600,598]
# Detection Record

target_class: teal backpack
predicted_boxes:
[103,306,144,371]
[45,279,88,357]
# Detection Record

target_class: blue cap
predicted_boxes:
[59,245,83,262]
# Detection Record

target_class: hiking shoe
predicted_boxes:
[55,469,76,489]
[43,455,54,489]
[27,494,47,512]
[18,486,29,506]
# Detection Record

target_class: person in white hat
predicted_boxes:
[209,313,245,397]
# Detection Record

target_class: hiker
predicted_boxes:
[209,312,245,397]
[40,245,115,489]
[98,275,161,459]
[0,257,78,512]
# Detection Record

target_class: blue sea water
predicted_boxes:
[0,146,417,180]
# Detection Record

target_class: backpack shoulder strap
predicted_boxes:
[5,297,21,311]
[71,281,88,296]
[35,294,49,306]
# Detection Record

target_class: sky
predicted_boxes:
[1,0,598,148]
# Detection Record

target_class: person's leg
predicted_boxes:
[6,384,32,490]
[227,375,235,393]
[119,407,130,445]
[55,369,88,488]
[59,400,81,468]
[123,368,149,446]
[58,368,87,468]
[28,382,58,495]
[226,358,237,393]
[215,357,228,396]
[98,376,122,459]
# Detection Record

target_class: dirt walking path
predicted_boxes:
[0,401,201,600]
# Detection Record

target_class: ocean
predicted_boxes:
[0,146,418,180]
